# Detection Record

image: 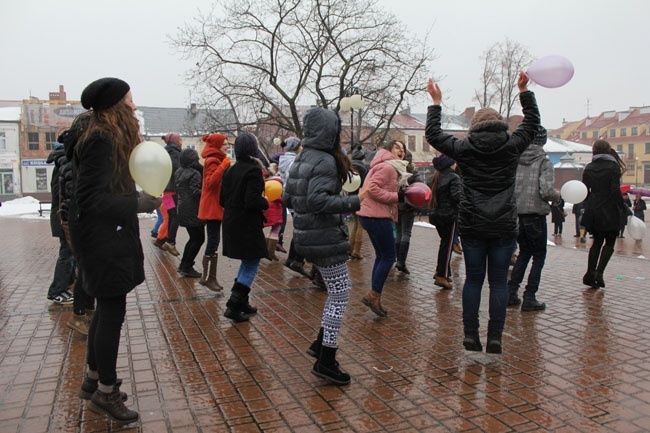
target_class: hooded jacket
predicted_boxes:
[175,148,204,227]
[283,107,360,267]
[47,146,67,238]
[164,142,182,192]
[424,91,540,239]
[581,156,627,232]
[356,148,401,221]
[514,143,560,215]
[198,143,230,221]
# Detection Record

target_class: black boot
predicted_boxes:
[311,346,350,385]
[224,281,250,322]
[583,245,600,288]
[595,244,614,288]
[463,330,482,352]
[395,242,410,274]
[87,382,138,424]
[486,328,502,354]
[179,261,201,278]
[306,328,324,359]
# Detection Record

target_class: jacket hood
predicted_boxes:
[180,148,199,168]
[370,148,398,168]
[468,119,512,155]
[301,108,340,153]
[201,143,226,161]
[518,143,547,166]
[47,147,66,163]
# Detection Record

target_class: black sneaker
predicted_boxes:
[50,291,74,305]
[521,299,546,311]
[179,267,201,278]
[507,296,522,307]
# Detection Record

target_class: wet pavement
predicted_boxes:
[0,212,649,433]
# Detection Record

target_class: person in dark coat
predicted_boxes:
[550,198,566,237]
[619,192,632,237]
[581,140,628,289]
[59,113,96,336]
[46,141,75,305]
[395,145,421,275]
[572,200,586,238]
[425,72,540,355]
[284,107,361,386]
[69,77,160,424]
[348,145,369,259]
[220,132,269,322]
[155,133,183,256]
[633,193,646,222]
[428,153,462,290]
[175,148,205,278]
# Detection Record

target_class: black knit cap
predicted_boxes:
[81,77,130,111]
[234,132,259,159]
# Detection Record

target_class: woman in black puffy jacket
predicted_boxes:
[284,107,362,386]
[581,139,628,289]
[175,148,205,278]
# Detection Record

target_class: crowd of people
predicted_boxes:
[44,73,644,425]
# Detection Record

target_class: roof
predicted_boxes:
[544,137,592,154]
[410,112,469,130]
[0,107,21,121]
[137,106,236,137]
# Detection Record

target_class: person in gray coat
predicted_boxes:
[507,126,561,311]
[284,107,362,386]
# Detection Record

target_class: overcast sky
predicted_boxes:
[3,0,648,129]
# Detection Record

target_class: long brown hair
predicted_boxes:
[592,139,626,176]
[332,113,353,184]
[77,98,141,194]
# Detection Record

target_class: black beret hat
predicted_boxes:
[81,77,130,111]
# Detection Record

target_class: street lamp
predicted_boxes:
[339,87,365,149]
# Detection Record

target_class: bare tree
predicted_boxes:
[474,39,533,119]
[171,0,434,152]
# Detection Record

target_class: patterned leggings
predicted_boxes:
[315,261,352,348]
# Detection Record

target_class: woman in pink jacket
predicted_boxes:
[197,133,230,292]
[357,141,410,316]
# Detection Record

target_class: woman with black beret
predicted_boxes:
[69,77,160,425]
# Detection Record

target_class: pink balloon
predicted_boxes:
[526,55,574,88]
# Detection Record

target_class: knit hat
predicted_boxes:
[202,133,227,148]
[432,153,456,170]
[470,107,503,126]
[532,126,547,145]
[234,132,259,159]
[163,133,181,145]
[81,77,130,111]
[284,137,301,152]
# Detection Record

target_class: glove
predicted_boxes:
[398,187,406,203]
[137,192,161,213]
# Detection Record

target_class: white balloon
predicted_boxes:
[342,173,361,192]
[627,216,646,240]
[560,180,588,204]
[129,141,172,196]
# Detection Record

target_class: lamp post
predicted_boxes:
[339,87,365,149]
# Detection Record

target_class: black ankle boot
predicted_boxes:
[307,328,324,359]
[311,346,350,385]
[87,383,138,424]
[486,331,502,354]
[224,281,251,322]
[594,271,605,288]
[463,331,482,352]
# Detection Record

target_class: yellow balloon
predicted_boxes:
[129,141,172,196]
[265,180,283,201]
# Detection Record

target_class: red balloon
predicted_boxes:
[405,182,431,208]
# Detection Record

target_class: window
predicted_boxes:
[620,128,627,137]
[407,135,416,151]
[28,132,39,150]
[0,132,6,150]
[609,129,616,138]
[422,141,429,152]
[45,132,57,150]
[646,143,650,154]
[632,127,638,135]
[582,132,587,139]
[628,143,635,160]
[617,144,623,153]
[592,131,598,138]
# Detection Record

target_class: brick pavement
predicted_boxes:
[0,214,649,432]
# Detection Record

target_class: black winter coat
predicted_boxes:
[425,91,540,239]
[220,156,269,260]
[284,107,360,267]
[164,143,182,192]
[47,147,67,238]
[175,149,204,228]
[429,167,462,226]
[581,157,627,233]
[68,131,144,298]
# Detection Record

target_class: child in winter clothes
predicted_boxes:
[175,148,205,277]
[263,176,284,260]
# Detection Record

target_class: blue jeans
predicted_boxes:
[152,208,163,234]
[204,220,222,256]
[236,259,260,287]
[48,237,75,298]
[359,217,396,294]
[508,215,548,301]
[461,237,516,335]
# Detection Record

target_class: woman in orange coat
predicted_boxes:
[197,133,230,291]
